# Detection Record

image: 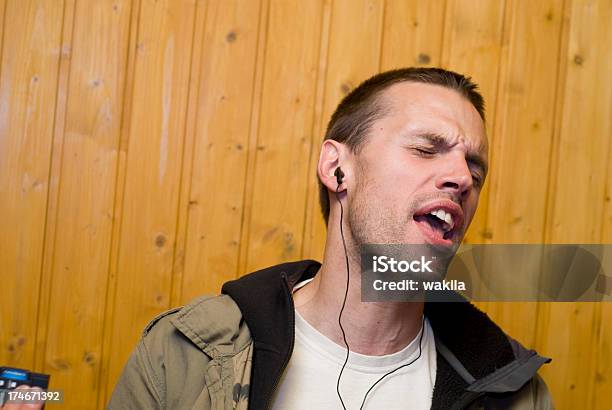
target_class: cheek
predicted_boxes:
[355,155,431,207]
[352,176,401,219]
[392,154,438,186]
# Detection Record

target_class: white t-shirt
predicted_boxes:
[270,281,437,409]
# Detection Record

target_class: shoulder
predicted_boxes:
[110,294,252,409]
[142,294,251,357]
[142,294,220,337]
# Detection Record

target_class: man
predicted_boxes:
[108,67,553,409]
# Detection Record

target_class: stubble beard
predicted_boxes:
[347,174,412,249]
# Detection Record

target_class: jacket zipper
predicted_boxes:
[264,273,295,410]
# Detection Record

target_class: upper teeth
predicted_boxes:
[430,209,454,231]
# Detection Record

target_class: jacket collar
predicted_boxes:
[222,260,319,410]
[222,260,550,410]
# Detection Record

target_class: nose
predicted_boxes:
[435,154,473,199]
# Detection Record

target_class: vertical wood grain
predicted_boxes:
[236,0,269,277]
[593,292,612,409]
[0,0,64,368]
[537,0,612,407]
[546,0,611,242]
[380,0,447,70]
[243,0,324,272]
[105,0,198,394]
[487,0,564,244]
[179,0,262,302]
[167,0,207,308]
[595,102,612,408]
[97,0,142,406]
[0,0,6,79]
[40,0,132,406]
[33,0,75,382]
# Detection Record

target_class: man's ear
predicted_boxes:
[318,139,347,192]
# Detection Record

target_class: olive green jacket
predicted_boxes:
[108,260,554,409]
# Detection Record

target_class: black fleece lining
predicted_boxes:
[425,302,516,380]
[222,260,534,410]
[431,352,469,410]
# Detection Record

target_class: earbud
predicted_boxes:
[334,167,345,186]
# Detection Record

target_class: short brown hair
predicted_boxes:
[318,67,486,225]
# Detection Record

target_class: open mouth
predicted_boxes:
[413,204,463,246]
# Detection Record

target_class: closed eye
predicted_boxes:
[413,147,436,156]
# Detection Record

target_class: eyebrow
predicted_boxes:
[412,132,488,175]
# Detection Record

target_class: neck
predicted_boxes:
[294,214,424,356]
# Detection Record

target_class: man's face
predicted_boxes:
[348,82,488,249]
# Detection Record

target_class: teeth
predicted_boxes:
[444,213,452,225]
[431,210,443,220]
[429,209,455,232]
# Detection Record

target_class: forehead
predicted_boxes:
[376,81,488,155]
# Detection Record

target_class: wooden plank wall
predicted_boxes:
[1,0,610,408]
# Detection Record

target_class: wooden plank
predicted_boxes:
[302,0,384,262]
[546,0,610,242]
[537,0,612,407]
[33,0,75,382]
[97,0,142,407]
[0,0,6,77]
[380,0,446,70]
[104,0,198,393]
[39,0,132,406]
[487,0,564,244]
[179,0,262,303]
[243,0,325,272]
[0,0,64,368]
[595,91,612,408]
[584,1,611,407]
[168,0,207,307]
[593,296,612,409]
[236,0,269,276]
